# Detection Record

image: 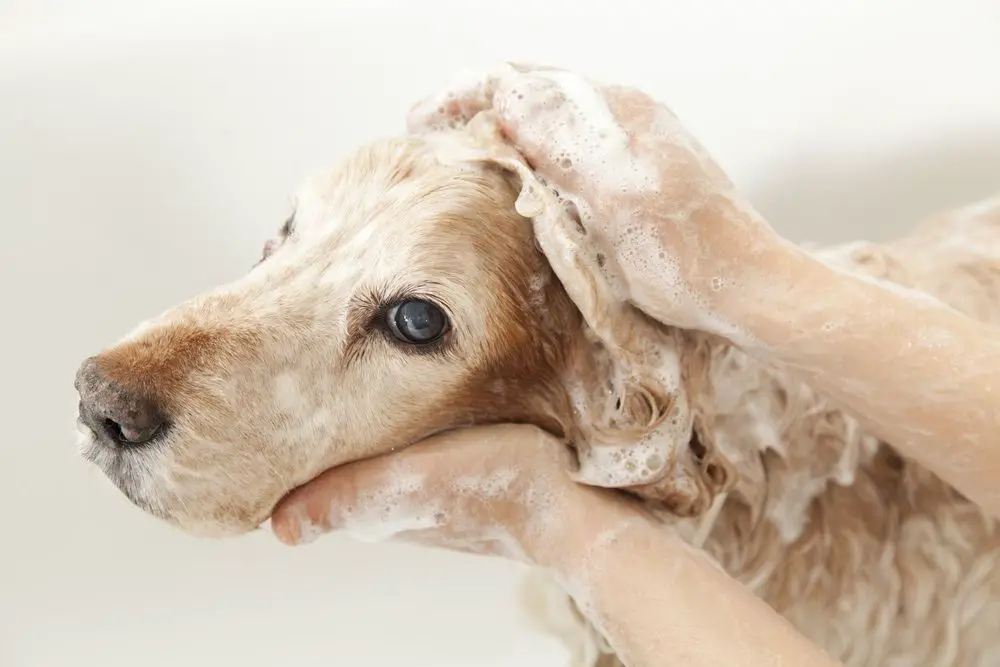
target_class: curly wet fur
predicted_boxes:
[527,198,1000,667]
[74,118,1000,666]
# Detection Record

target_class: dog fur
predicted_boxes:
[74,116,1000,666]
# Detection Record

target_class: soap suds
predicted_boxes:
[499,68,661,196]
[417,88,713,500]
[338,468,446,543]
[451,467,519,499]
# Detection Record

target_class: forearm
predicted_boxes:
[731,240,1000,517]
[531,495,842,667]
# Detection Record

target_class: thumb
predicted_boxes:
[405,64,516,134]
[271,455,440,546]
[270,463,361,545]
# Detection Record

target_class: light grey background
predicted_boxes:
[2,1,999,665]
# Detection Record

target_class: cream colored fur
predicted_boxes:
[528,195,1000,667]
[75,116,1000,667]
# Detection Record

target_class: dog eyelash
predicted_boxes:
[279,212,296,238]
[340,285,453,366]
[253,211,297,268]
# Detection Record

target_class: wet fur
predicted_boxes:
[532,198,1000,667]
[75,124,1000,666]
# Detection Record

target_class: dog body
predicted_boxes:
[623,210,1000,667]
[529,194,1000,667]
[74,123,1000,666]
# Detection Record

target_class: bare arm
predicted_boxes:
[272,423,844,667]
[723,236,1000,516]
[530,489,844,667]
[415,64,1000,519]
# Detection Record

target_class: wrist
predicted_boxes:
[519,486,652,575]
[713,235,826,349]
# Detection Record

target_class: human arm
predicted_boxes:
[723,237,1000,517]
[408,64,1000,519]
[271,424,843,667]
[541,484,844,667]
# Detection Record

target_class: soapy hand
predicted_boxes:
[409,63,789,340]
[270,424,613,566]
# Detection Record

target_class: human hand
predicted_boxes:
[272,428,847,667]
[270,423,628,568]
[408,64,794,340]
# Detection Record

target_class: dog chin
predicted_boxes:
[75,424,164,517]
[74,418,98,457]
[76,421,275,539]
[169,515,266,540]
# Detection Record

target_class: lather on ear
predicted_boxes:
[422,110,736,519]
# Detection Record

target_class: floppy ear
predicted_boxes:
[556,291,738,519]
[426,110,736,519]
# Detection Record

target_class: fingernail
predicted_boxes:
[272,511,323,546]
[272,517,301,546]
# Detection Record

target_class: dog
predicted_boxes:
[73,103,1000,666]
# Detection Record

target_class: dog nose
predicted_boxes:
[75,357,167,447]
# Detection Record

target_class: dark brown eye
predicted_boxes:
[387,300,448,344]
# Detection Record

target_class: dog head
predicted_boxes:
[74,113,732,537]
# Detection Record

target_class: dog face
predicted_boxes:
[74,120,728,537]
[74,133,589,536]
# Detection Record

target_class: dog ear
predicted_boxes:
[427,111,736,519]
[561,304,737,519]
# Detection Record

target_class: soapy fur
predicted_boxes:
[428,65,767,347]
[74,81,1000,665]
[436,103,1000,666]
[519,199,1000,667]
[429,112,731,513]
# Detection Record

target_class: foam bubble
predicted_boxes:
[412,70,734,493]
[574,438,669,487]
[341,506,444,544]
[499,69,660,196]
[451,467,519,499]
[338,468,446,543]
[296,516,324,545]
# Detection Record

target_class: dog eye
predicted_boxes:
[386,300,449,344]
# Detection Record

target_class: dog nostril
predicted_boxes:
[76,356,167,448]
[101,416,162,446]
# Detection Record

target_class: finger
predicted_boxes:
[406,64,519,133]
[270,424,555,546]
[601,84,734,188]
[406,62,569,134]
[496,70,663,202]
[270,453,415,545]
[492,71,579,189]
[271,444,449,546]
[493,69,612,194]
[270,464,359,545]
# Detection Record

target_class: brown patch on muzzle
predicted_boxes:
[77,322,260,444]
[99,325,247,404]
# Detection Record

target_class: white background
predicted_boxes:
[1,1,999,665]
